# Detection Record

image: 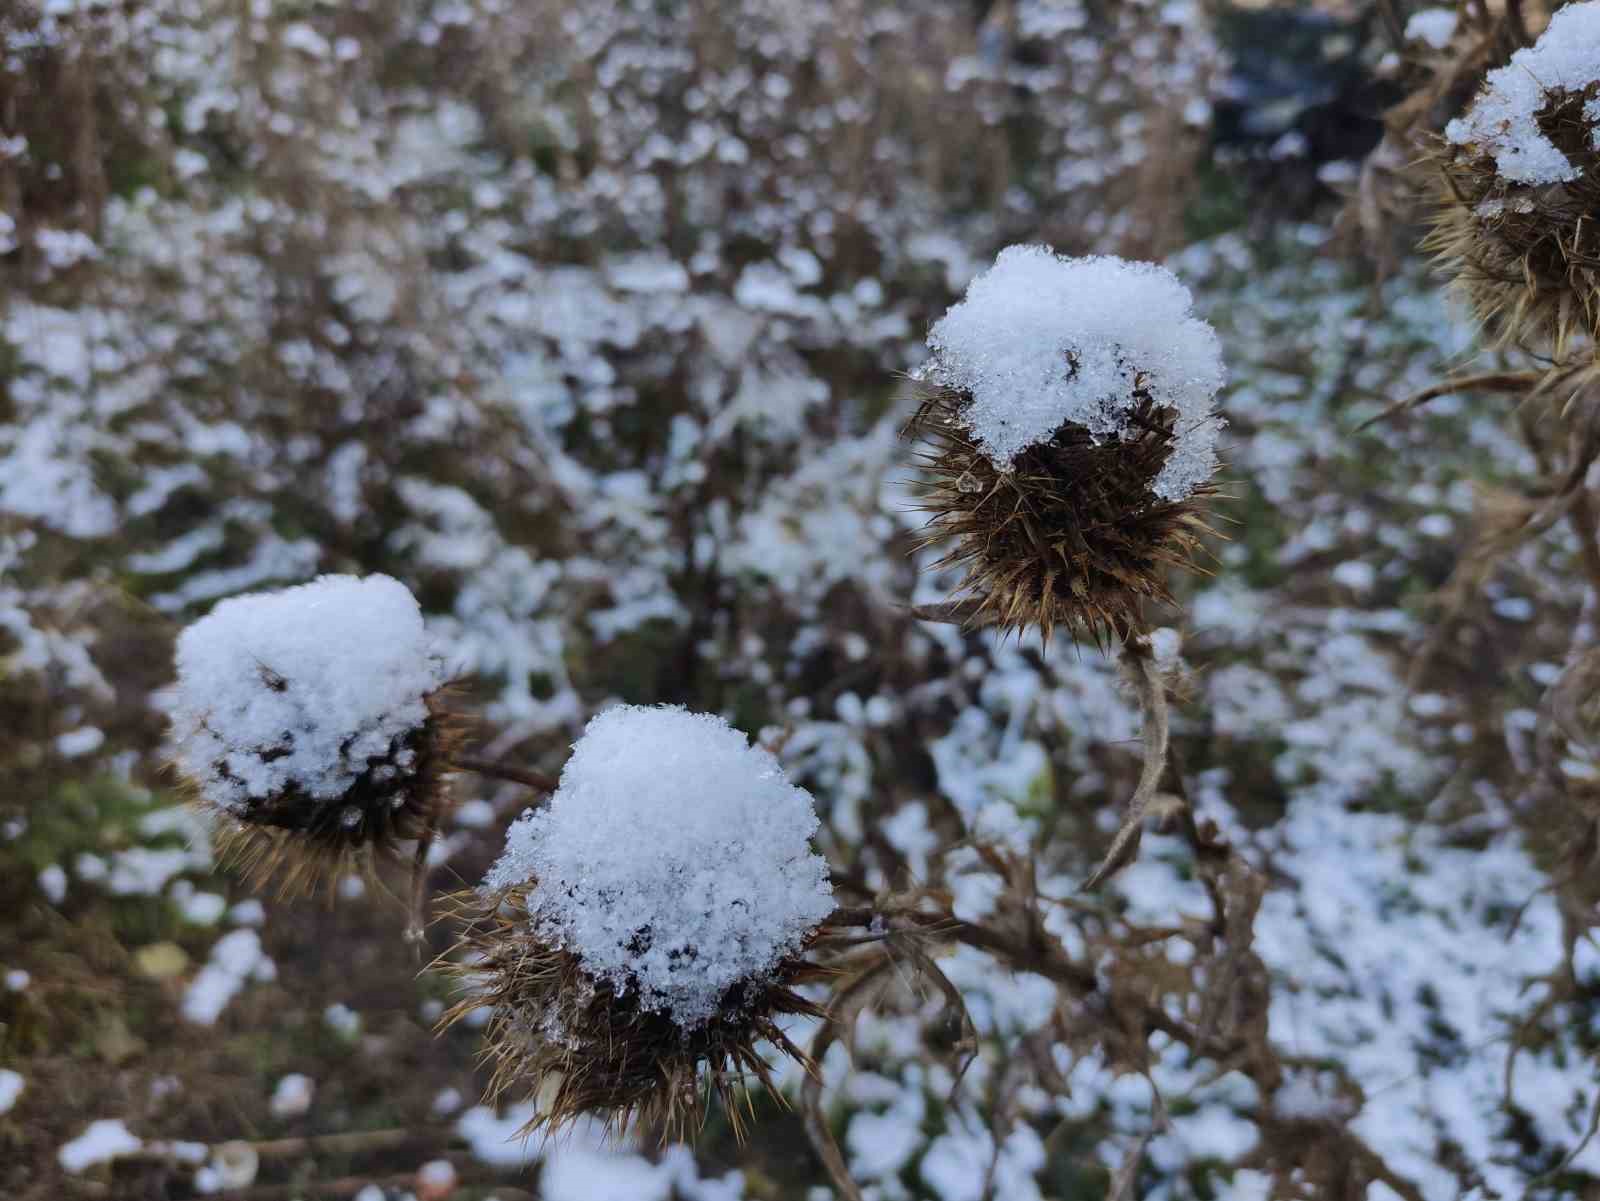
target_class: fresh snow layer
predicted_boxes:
[485,704,834,1028]
[1446,0,1600,184]
[171,574,445,812]
[59,1119,142,1173]
[922,245,1225,499]
[0,1069,22,1115]
[1403,7,1457,48]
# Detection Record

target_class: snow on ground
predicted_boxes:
[181,930,276,1026]
[58,1120,142,1174]
[0,1070,22,1116]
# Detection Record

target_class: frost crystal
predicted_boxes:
[484,704,834,1029]
[923,245,1225,500]
[172,574,445,812]
[1445,1,1600,185]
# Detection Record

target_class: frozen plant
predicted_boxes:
[444,704,836,1137]
[1429,0,1600,353]
[1444,1,1600,187]
[909,245,1226,889]
[171,574,455,891]
[910,245,1224,642]
[921,245,1225,496]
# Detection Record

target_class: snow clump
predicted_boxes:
[921,244,1225,500]
[1445,0,1600,185]
[1403,7,1458,49]
[171,574,446,812]
[484,704,834,1029]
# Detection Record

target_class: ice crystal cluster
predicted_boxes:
[1445,0,1600,185]
[484,705,834,1028]
[922,245,1225,500]
[172,575,445,812]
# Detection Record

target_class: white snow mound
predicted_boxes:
[484,704,834,1029]
[172,574,445,811]
[922,244,1225,500]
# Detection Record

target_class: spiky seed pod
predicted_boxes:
[439,885,830,1141]
[908,246,1225,644]
[1428,2,1600,356]
[170,574,455,895]
[209,695,463,895]
[909,385,1216,644]
[441,705,836,1140]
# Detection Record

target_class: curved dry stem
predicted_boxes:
[801,957,893,1201]
[447,756,558,794]
[1354,370,1542,432]
[403,819,438,954]
[1083,637,1172,890]
[908,599,997,628]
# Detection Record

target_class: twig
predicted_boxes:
[801,963,891,1201]
[907,599,995,628]
[1082,638,1171,890]
[447,756,558,793]
[249,1127,455,1158]
[404,821,437,953]
[1503,0,1530,46]
[1568,488,1600,603]
[1354,371,1541,432]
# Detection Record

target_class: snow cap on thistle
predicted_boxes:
[446,704,834,1138]
[1431,1,1600,353]
[910,244,1225,641]
[171,574,452,891]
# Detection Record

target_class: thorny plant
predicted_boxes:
[14,0,1600,1198]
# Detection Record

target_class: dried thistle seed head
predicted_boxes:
[909,246,1225,642]
[440,886,830,1142]
[1430,1,1600,354]
[169,574,453,893]
[444,704,835,1139]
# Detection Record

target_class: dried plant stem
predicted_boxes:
[447,756,558,793]
[1083,637,1171,890]
[1568,488,1600,602]
[908,599,995,628]
[801,956,893,1201]
[404,820,436,952]
[1503,0,1530,46]
[1355,370,1541,432]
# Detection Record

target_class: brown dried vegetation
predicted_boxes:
[436,885,832,1143]
[906,384,1216,645]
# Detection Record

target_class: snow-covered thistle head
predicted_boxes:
[442,704,835,1139]
[1430,2,1600,354]
[170,574,454,893]
[909,245,1225,642]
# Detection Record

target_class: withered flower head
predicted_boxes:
[170,574,454,894]
[908,245,1225,643]
[441,705,835,1140]
[1428,1,1600,356]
